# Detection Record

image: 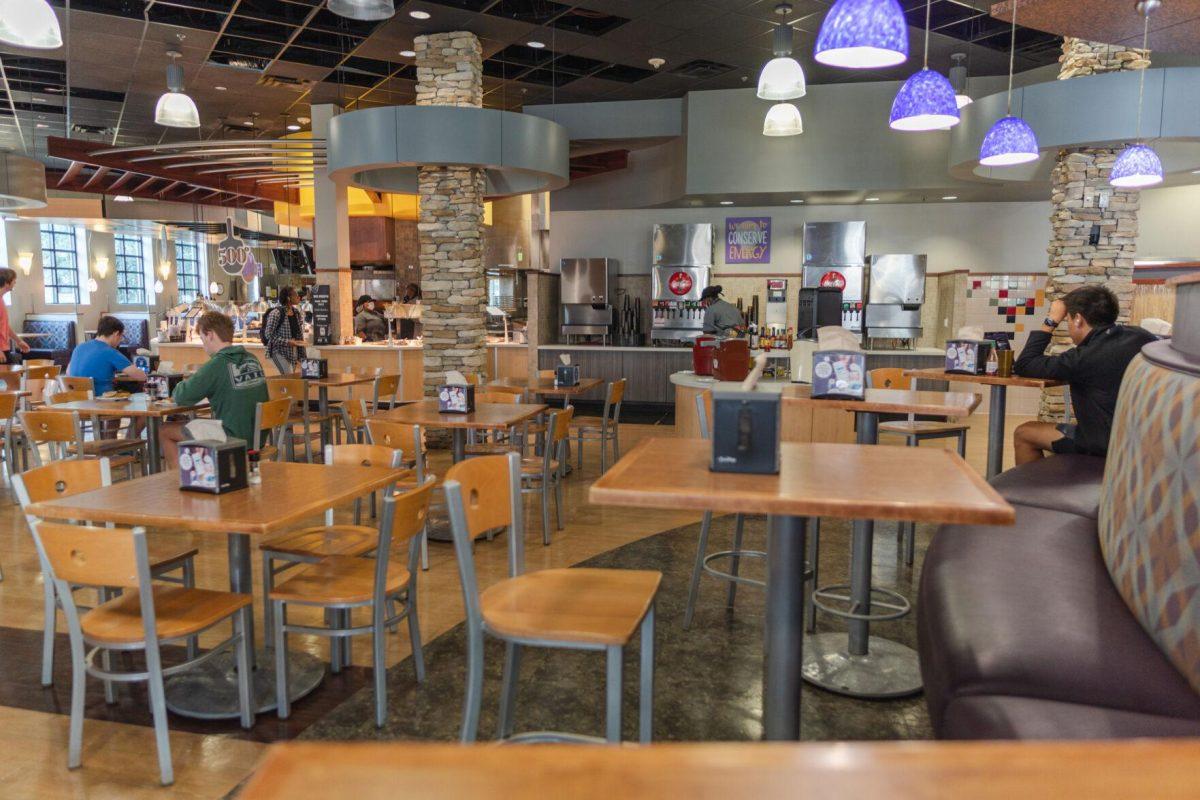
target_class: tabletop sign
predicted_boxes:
[311,284,332,345]
[812,350,866,400]
[216,217,262,284]
[725,217,771,265]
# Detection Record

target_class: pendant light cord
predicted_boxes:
[923,0,931,68]
[1005,0,1018,115]
[1135,10,1150,141]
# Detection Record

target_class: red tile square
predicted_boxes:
[999,289,1009,298]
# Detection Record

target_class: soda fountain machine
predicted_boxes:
[650,223,714,345]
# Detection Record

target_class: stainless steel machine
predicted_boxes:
[863,253,927,347]
[560,257,618,342]
[650,223,714,344]
[801,221,866,332]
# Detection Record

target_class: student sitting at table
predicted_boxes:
[67,315,148,437]
[160,311,269,467]
[1012,284,1155,464]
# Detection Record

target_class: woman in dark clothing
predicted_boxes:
[264,286,305,373]
[354,294,388,342]
[399,282,421,340]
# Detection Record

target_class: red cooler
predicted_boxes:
[692,336,717,376]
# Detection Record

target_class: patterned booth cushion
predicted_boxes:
[22,318,75,351]
[115,316,150,352]
[1099,352,1200,694]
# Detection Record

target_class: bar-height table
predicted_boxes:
[904,369,1064,479]
[780,387,982,699]
[43,396,208,473]
[590,437,1012,740]
[27,460,408,719]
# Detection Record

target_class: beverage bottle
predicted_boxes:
[985,345,999,376]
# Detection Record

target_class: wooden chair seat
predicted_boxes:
[269,555,410,605]
[260,524,378,559]
[149,546,200,573]
[520,456,558,476]
[480,567,662,646]
[259,444,279,460]
[82,585,252,645]
[68,438,146,457]
[878,420,970,436]
[464,442,521,457]
[568,415,606,429]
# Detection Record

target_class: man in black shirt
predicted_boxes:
[1013,284,1156,464]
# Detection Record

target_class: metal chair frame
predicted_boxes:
[573,379,625,473]
[521,407,570,544]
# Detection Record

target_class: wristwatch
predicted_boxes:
[1043,316,1060,328]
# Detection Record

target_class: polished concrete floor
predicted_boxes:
[0,412,1028,798]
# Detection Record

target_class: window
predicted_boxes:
[40,223,81,305]
[0,223,10,306]
[175,240,205,302]
[114,234,146,305]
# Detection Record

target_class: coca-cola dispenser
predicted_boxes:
[650,223,714,345]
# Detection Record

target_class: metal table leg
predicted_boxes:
[319,386,331,450]
[164,533,324,719]
[452,428,466,463]
[146,416,161,474]
[802,412,923,699]
[986,384,1007,480]
[762,514,808,741]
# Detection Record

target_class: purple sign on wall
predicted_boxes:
[725,217,771,264]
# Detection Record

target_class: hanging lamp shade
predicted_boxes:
[0,0,63,49]
[155,92,200,128]
[814,0,908,69]
[757,57,807,101]
[979,116,1039,166]
[328,0,395,21]
[1110,143,1163,188]
[889,68,959,131]
[763,103,803,136]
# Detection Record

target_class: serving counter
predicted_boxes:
[538,345,693,404]
[670,372,855,443]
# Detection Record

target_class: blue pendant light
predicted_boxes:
[814,0,908,69]
[889,0,959,131]
[979,1,1039,167]
[1110,6,1163,189]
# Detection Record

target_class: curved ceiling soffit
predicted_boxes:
[948,67,1200,185]
[0,153,48,210]
[326,106,570,198]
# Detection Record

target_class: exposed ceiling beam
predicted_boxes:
[81,166,110,190]
[132,176,159,193]
[58,161,84,186]
[107,172,136,191]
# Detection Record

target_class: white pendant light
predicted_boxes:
[758,21,806,101]
[329,0,395,21]
[155,51,200,129]
[0,0,63,50]
[763,102,803,136]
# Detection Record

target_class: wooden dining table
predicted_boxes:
[904,368,1065,479]
[301,372,382,448]
[27,460,409,719]
[779,386,983,700]
[487,376,604,408]
[370,399,548,462]
[590,436,1013,740]
[43,396,208,472]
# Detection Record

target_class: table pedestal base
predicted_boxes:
[165,649,324,719]
[801,633,922,699]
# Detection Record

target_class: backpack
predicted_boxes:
[259,306,279,345]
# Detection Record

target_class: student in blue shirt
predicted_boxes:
[67,315,147,395]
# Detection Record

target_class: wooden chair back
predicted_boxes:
[0,391,20,421]
[58,376,94,393]
[257,397,293,431]
[323,443,403,470]
[869,368,911,390]
[386,479,437,548]
[50,389,92,404]
[538,369,555,379]
[443,453,517,542]
[23,365,61,382]
[21,409,82,445]
[365,418,416,456]
[550,405,575,444]
[24,359,54,367]
[485,384,525,396]
[267,377,307,404]
[344,397,369,429]
[14,457,109,511]
[374,373,401,401]
[36,521,139,588]
[474,391,521,405]
[607,378,627,407]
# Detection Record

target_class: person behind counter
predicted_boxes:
[1012,284,1155,463]
[700,285,744,336]
[398,282,421,340]
[160,311,269,468]
[262,286,306,374]
[354,294,389,342]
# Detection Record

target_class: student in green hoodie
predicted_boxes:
[161,311,269,467]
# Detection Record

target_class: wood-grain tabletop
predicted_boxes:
[780,385,982,417]
[589,437,1013,525]
[488,376,604,396]
[369,399,547,430]
[239,740,1200,800]
[903,368,1064,389]
[41,398,208,418]
[26,461,408,535]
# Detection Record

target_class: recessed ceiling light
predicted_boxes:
[286,124,301,131]
[409,9,430,19]
[214,85,227,91]
[399,49,415,57]
[941,195,958,200]
[35,122,49,129]
[45,86,62,93]
[865,197,880,202]
[527,40,545,49]
[31,97,46,103]
[789,199,804,204]
[719,200,734,205]
[114,195,134,202]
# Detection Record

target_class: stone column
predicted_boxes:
[1039,39,1149,421]
[415,32,486,403]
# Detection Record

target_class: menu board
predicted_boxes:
[311,284,332,345]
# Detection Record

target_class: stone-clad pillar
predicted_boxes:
[415,32,486,399]
[1039,39,1148,421]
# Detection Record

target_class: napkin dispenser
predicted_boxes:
[178,438,248,494]
[710,390,780,474]
[811,350,866,400]
[300,357,328,379]
[945,339,993,375]
[438,383,475,413]
[146,373,183,400]
[555,364,580,387]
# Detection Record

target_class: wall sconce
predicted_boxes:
[93,256,110,279]
[209,280,223,297]
[16,253,33,275]
[158,260,171,280]
[153,279,164,294]
[87,278,99,293]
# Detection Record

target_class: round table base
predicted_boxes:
[801,633,923,699]
[165,649,324,719]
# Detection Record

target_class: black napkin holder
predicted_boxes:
[710,390,780,475]
[300,357,328,379]
[178,438,248,494]
[555,364,580,387]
